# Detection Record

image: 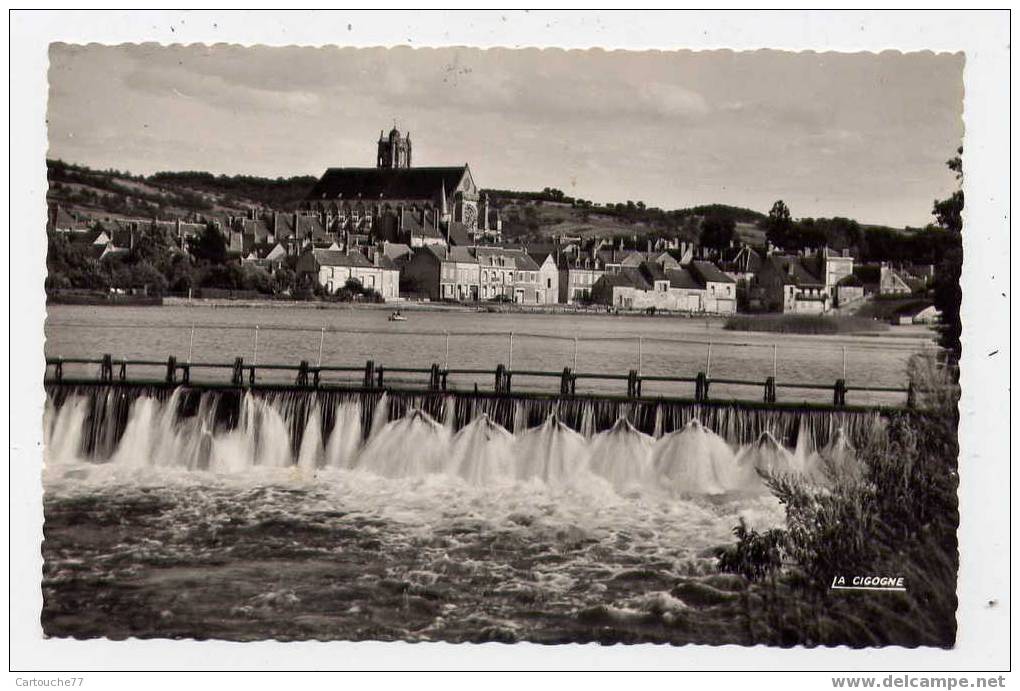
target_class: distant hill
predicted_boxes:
[482,188,766,244]
[46,159,317,222]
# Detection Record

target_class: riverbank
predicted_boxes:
[724,313,889,335]
[160,295,735,320]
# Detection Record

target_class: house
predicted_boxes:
[296,248,399,299]
[242,242,288,272]
[752,255,829,313]
[558,253,604,304]
[47,205,90,233]
[475,247,520,301]
[527,249,560,305]
[511,252,542,304]
[688,260,737,314]
[401,246,480,301]
[592,261,719,312]
[591,260,736,314]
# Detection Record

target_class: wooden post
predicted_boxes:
[508,332,514,370]
[706,342,713,378]
[188,323,195,364]
[773,344,778,379]
[317,328,325,367]
[842,346,847,381]
[445,330,450,370]
[638,336,643,376]
[253,325,260,367]
[251,325,259,385]
[573,336,578,371]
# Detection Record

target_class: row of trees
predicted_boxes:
[46,224,294,297]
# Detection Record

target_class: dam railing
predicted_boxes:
[44,353,920,411]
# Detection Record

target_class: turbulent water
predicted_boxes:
[42,386,876,643]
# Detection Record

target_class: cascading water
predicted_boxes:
[43,384,880,492]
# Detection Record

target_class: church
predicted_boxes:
[303,128,502,248]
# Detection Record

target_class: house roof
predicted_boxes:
[276,214,325,239]
[447,221,472,246]
[309,249,373,268]
[381,242,412,260]
[621,266,652,291]
[639,261,668,283]
[448,246,477,263]
[765,255,823,287]
[720,245,763,273]
[514,253,541,271]
[558,254,602,271]
[596,271,640,289]
[306,166,468,202]
[665,267,703,290]
[690,260,737,284]
[836,274,863,287]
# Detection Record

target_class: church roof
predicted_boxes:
[447,222,473,246]
[306,166,467,202]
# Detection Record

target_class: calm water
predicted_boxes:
[45,304,933,405]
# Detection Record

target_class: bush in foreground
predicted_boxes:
[719,352,959,646]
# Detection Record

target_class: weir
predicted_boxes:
[42,350,929,490]
[44,380,894,473]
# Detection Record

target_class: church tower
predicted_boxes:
[377,127,412,169]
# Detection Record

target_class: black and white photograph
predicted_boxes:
[8,9,1011,678]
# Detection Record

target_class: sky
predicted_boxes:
[47,44,964,228]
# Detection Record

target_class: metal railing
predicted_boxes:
[44,354,917,409]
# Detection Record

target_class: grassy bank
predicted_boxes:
[724,313,888,335]
[717,353,959,647]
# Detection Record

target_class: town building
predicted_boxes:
[590,259,735,314]
[402,246,481,302]
[688,260,738,314]
[557,253,605,304]
[296,247,400,299]
[527,249,560,305]
[749,247,855,314]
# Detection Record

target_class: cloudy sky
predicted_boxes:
[48,44,963,227]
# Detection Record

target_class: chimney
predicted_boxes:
[647,239,652,254]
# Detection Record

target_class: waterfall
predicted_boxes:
[42,383,890,493]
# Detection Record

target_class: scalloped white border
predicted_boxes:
[7,9,1011,675]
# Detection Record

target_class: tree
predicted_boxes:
[129,225,176,273]
[699,214,736,251]
[932,147,964,359]
[188,223,228,265]
[764,200,795,250]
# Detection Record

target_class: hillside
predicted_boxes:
[484,188,767,245]
[46,159,316,222]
